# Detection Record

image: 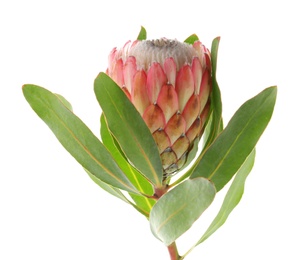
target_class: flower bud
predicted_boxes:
[107,38,211,176]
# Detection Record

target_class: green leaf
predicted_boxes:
[85,168,149,217]
[191,86,277,191]
[184,34,199,44]
[137,26,147,40]
[204,37,223,147]
[100,113,155,213]
[55,94,73,111]
[54,93,135,204]
[100,113,130,170]
[85,168,130,203]
[183,150,255,258]
[22,84,138,193]
[150,178,216,246]
[94,73,163,187]
[211,37,220,80]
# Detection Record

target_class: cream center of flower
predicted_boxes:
[126,39,198,71]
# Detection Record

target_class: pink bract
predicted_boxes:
[107,38,212,176]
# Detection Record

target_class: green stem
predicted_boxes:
[167,242,181,260]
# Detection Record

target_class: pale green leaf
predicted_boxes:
[191,86,277,191]
[100,113,155,214]
[150,178,216,246]
[94,73,163,187]
[23,84,138,193]
[182,150,255,258]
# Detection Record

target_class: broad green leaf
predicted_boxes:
[128,194,152,217]
[137,26,147,40]
[94,73,163,187]
[85,168,130,203]
[23,84,138,193]
[150,178,216,246]
[100,113,131,171]
[100,113,155,214]
[191,86,277,191]
[182,150,255,258]
[55,94,72,111]
[85,168,149,217]
[53,94,135,204]
[53,94,133,203]
[184,34,199,44]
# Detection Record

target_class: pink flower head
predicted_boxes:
[107,38,212,176]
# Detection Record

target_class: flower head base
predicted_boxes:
[107,38,212,176]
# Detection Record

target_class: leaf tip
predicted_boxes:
[271,85,278,92]
[184,34,199,44]
[22,84,30,92]
[137,26,147,41]
[22,84,35,98]
[264,85,278,100]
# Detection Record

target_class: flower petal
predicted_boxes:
[120,40,132,58]
[204,52,211,71]
[108,47,117,72]
[192,41,205,67]
[192,57,203,95]
[131,70,150,115]
[199,101,210,136]
[152,129,171,154]
[160,148,177,170]
[147,62,167,103]
[199,68,211,112]
[176,65,194,111]
[111,59,124,88]
[164,57,176,86]
[143,104,166,133]
[164,113,186,145]
[176,153,187,169]
[157,84,179,123]
[172,135,190,159]
[123,56,137,93]
[186,117,201,142]
[182,94,200,131]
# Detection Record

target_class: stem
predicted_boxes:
[154,185,169,199]
[167,242,181,260]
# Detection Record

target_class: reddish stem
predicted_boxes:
[154,185,169,199]
[167,242,181,260]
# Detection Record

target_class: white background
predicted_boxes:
[1,0,305,259]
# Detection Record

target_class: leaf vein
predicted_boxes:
[41,94,135,191]
[103,85,161,185]
[207,95,269,180]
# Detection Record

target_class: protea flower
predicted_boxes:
[106,38,212,177]
[23,22,277,259]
